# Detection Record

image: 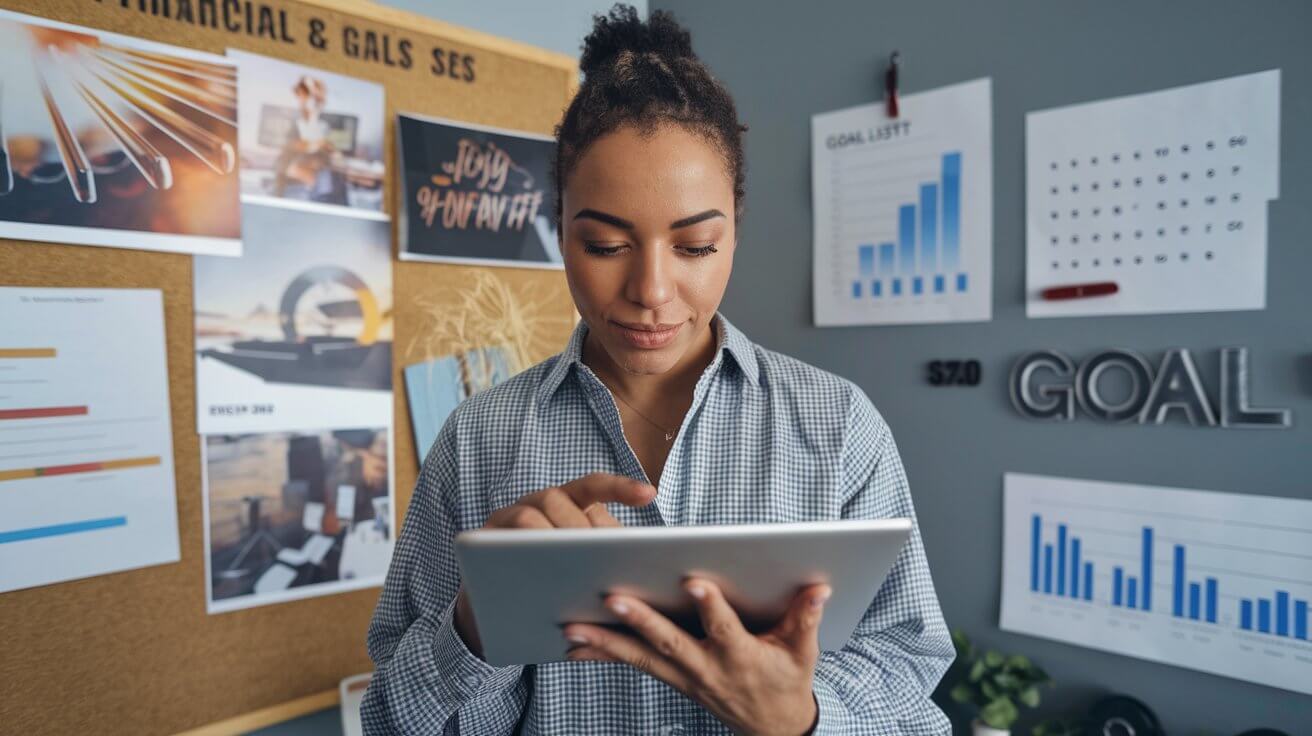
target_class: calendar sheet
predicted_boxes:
[1026,70,1280,318]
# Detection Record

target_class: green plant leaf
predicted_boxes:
[993,672,1020,691]
[981,679,999,699]
[1007,654,1031,670]
[949,683,975,704]
[980,696,1019,729]
[1018,684,1041,708]
[984,650,1005,667]
[969,659,987,682]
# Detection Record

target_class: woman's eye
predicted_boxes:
[583,243,625,256]
[679,244,718,257]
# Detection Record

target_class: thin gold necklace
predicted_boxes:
[607,385,677,442]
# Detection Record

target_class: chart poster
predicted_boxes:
[194,202,392,434]
[1025,70,1280,318]
[202,427,393,614]
[812,78,993,326]
[0,9,240,256]
[229,49,387,220]
[1001,473,1312,696]
[396,112,561,268]
[0,287,180,594]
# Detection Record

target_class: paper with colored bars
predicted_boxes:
[1001,473,1312,696]
[1025,70,1280,317]
[811,78,993,326]
[0,287,179,593]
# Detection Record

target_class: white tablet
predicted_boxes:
[453,518,912,666]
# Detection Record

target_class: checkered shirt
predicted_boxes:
[362,314,953,735]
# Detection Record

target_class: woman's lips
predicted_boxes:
[611,320,683,349]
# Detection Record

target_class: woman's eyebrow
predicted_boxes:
[670,209,725,229]
[573,209,635,229]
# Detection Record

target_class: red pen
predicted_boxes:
[1041,281,1119,301]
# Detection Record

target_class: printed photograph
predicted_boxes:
[404,346,515,463]
[229,50,386,219]
[194,202,393,434]
[0,9,240,255]
[397,112,560,268]
[203,427,393,613]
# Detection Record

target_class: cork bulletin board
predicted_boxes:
[0,1,578,733]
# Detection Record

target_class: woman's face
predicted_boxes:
[561,123,736,376]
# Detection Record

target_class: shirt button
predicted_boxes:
[658,725,684,735]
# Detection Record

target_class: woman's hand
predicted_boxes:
[453,473,658,656]
[562,578,832,736]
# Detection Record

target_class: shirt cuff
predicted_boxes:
[810,676,849,736]
[431,597,519,699]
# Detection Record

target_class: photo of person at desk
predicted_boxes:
[363,6,953,734]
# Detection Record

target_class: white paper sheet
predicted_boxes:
[1001,473,1312,696]
[1026,70,1280,317]
[812,78,993,326]
[0,288,180,593]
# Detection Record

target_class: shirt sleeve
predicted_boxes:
[360,419,529,735]
[810,388,955,736]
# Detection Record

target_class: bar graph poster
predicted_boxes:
[812,78,992,326]
[1001,473,1312,695]
[0,287,180,594]
[0,9,240,256]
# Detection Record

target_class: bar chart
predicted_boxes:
[1003,473,1312,695]
[812,78,992,326]
[0,287,179,593]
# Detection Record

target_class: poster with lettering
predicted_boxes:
[0,8,240,256]
[396,113,561,268]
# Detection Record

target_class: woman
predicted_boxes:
[362,7,952,734]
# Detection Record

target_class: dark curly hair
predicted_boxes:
[553,4,747,228]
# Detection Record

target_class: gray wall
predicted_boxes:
[653,0,1311,732]
[376,0,646,59]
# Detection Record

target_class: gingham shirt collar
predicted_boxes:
[535,313,761,408]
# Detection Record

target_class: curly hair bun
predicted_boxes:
[579,5,695,77]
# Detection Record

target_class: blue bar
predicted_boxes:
[1189,582,1201,620]
[1258,599,1271,633]
[1127,577,1138,609]
[872,280,882,297]
[1043,544,1054,594]
[1141,527,1153,612]
[1113,567,1123,606]
[912,276,923,295]
[1241,599,1253,630]
[1173,545,1185,617]
[956,273,967,292]
[1205,578,1218,623]
[851,281,862,298]
[892,278,903,296]
[1276,591,1290,636]
[879,243,895,273]
[898,205,916,275]
[1082,562,1093,601]
[934,275,945,293]
[1030,515,1041,592]
[858,244,875,277]
[942,152,961,271]
[1070,537,1082,599]
[1296,600,1309,640]
[919,183,938,272]
[0,516,127,544]
[1056,524,1067,596]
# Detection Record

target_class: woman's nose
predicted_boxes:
[624,246,675,309]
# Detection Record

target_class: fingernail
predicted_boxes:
[565,633,589,646]
[687,584,706,600]
[609,599,630,615]
[811,587,832,608]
